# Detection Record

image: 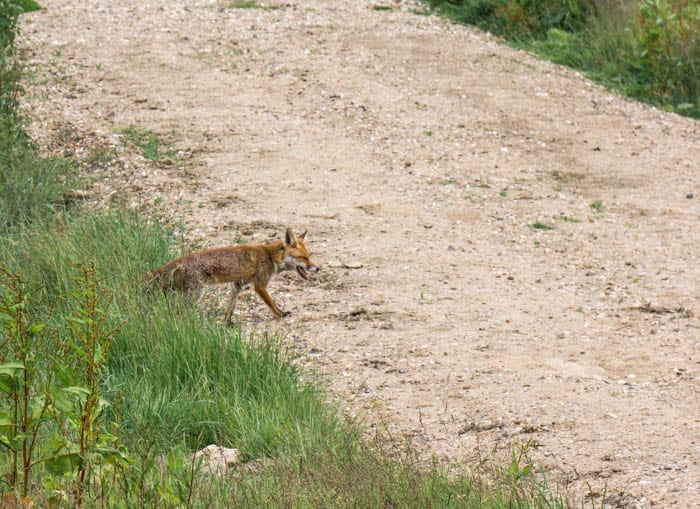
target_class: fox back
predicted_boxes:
[146,242,285,291]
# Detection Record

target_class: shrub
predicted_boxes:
[636,0,700,109]
[431,0,700,117]
[434,0,596,39]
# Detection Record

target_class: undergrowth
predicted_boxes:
[429,0,700,118]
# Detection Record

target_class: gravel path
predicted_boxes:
[20,1,699,506]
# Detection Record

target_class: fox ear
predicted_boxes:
[285,228,297,247]
[298,230,307,240]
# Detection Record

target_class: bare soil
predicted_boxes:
[20,1,699,506]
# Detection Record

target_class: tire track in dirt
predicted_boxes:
[21,1,699,506]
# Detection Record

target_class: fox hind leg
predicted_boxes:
[224,281,246,323]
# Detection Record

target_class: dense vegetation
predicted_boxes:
[430,0,700,118]
[0,1,571,507]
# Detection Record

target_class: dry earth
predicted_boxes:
[19,0,700,506]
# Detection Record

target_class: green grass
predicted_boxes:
[119,124,174,162]
[531,220,555,230]
[222,445,566,508]
[0,119,75,234]
[426,0,700,119]
[1,210,345,454]
[589,199,605,212]
[224,0,280,9]
[558,214,581,223]
[83,144,116,168]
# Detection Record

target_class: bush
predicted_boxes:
[636,0,700,109]
[431,0,700,118]
[434,0,596,39]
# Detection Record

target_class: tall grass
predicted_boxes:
[1,0,74,234]
[223,444,568,508]
[1,211,348,457]
[0,138,75,234]
[430,0,700,118]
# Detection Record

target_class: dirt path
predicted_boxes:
[20,0,699,506]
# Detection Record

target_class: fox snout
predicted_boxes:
[296,262,320,281]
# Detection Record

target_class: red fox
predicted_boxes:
[146,228,319,321]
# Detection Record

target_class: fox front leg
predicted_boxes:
[254,284,290,318]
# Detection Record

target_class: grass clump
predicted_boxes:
[431,0,593,39]
[0,128,75,233]
[428,0,700,118]
[1,209,344,453]
[589,199,605,212]
[531,220,555,230]
[0,211,350,503]
[558,214,581,223]
[224,1,280,9]
[223,438,567,508]
[120,124,177,162]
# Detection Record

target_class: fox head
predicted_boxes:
[283,228,319,280]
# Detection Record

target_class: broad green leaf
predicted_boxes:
[0,361,25,375]
[67,338,86,357]
[29,394,47,421]
[0,434,12,449]
[62,386,90,396]
[43,452,81,475]
[52,388,74,413]
[507,460,518,477]
[18,0,43,13]
[0,374,18,394]
[53,362,78,387]
[0,410,12,426]
[98,432,118,444]
[28,323,46,335]
[11,433,32,449]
